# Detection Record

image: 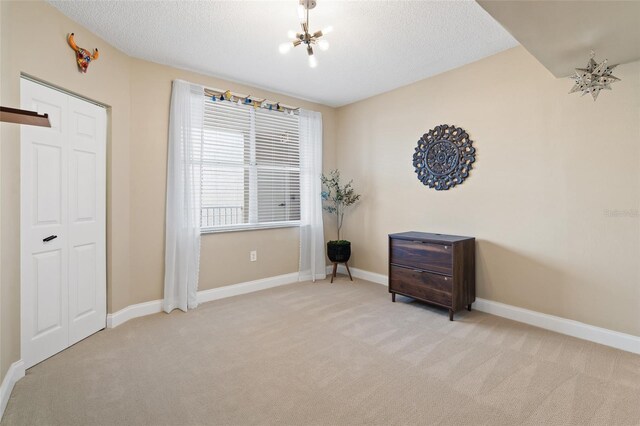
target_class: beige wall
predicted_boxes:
[2,0,638,394]
[1,0,132,382]
[0,0,337,383]
[128,58,336,303]
[336,46,640,336]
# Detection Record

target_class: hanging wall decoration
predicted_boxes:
[68,33,99,73]
[207,89,298,116]
[568,51,620,101]
[413,124,475,191]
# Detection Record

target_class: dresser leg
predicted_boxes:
[392,293,396,302]
[467,304,472,311]
[449,309,454,321]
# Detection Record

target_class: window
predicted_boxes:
[200,95,300,232]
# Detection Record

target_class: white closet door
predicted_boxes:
[20,79,70,368]
[20,78,106,368]
[67,96,106,345]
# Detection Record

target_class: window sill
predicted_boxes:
[201,221,300,235]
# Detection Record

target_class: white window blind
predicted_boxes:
[200,95,300,232]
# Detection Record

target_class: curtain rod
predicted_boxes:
[204,87,300,114]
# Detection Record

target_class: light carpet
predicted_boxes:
[2,278,640,425]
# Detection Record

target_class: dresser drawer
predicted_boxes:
[389,265,452,307]
[390,238,452,275]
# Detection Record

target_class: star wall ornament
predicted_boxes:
[569,51,620,101]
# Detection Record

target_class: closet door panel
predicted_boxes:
[68,96,107,345]
[21,79,70,368]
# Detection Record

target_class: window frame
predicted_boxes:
[199,96,301,234]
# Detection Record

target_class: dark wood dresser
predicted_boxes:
[388,232,475,320]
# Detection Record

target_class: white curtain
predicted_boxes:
[163,80,204,313]
[299,109,326,282]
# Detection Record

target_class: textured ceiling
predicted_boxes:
[48,0,517,107]
[478,0,640,78]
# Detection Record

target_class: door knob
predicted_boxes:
[43,235,57,242]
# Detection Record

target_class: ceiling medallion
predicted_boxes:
[413,124,476,191]
[279,0,333,68]
[569,51,621,101]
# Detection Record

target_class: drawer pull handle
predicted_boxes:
[43,235,57,242]
[410,240,450,249]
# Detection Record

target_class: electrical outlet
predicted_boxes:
[250,250,257,262]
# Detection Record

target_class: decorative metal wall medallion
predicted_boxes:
[413,124,475,190]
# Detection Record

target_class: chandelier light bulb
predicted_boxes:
[308,54,318,68]
[318,39,329,51]
[279,42,292,54]
[322,26,333,34]
[297,5,306,23]
[287,30,297,40]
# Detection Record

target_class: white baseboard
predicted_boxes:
[0,360,25,421]
[106,299,163,328]
[198,272,299,304]
[334,265,640,355]
[107,272,301,329]
[329,264,387,285]
[473,298,640,355]
[298,273,327,282]
[106,265,640,355]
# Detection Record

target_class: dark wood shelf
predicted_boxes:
[0,106,51,127]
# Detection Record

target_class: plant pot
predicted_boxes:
[327,241,351,263]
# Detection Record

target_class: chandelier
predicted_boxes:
[279,0,332,68]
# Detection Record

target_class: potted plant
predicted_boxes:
[321,170,361,263]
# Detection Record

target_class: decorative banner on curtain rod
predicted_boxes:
[205,89,299,116]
